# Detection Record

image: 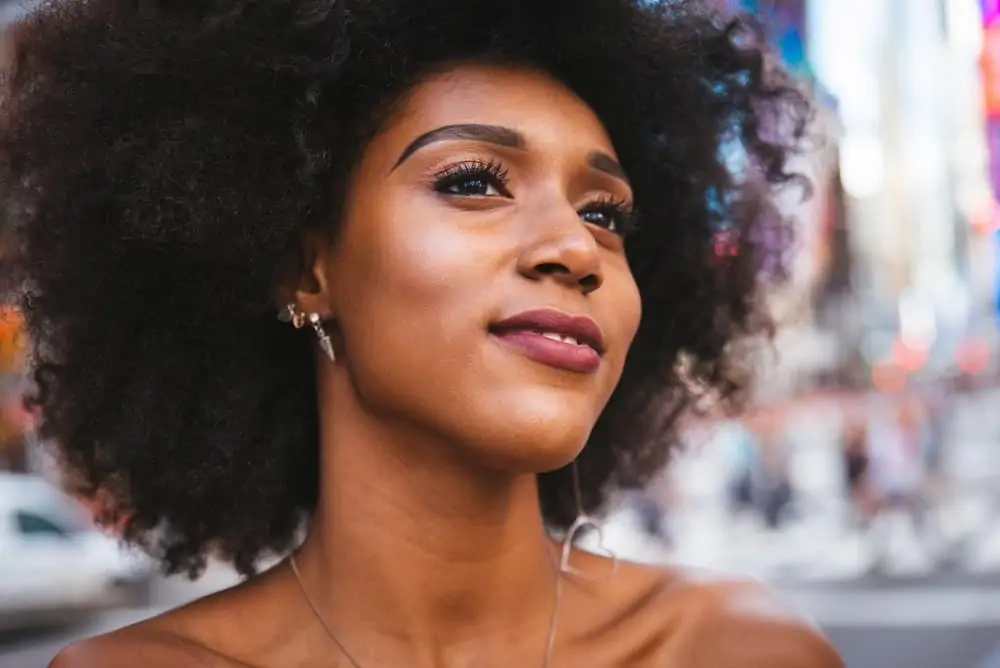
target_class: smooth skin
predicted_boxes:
[51,65,843,668]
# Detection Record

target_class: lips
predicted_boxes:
[491,308,605,354]
[489,308,605,374]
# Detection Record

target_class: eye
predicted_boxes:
[579,196,635,235]
[433,159,511,198]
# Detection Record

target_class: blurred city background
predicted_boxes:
[2,0,1000,666]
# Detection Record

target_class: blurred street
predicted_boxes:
[813,574,1000,668]
[596,386,1000,668]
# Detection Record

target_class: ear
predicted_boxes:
[280,230,337,318]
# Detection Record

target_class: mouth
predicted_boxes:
[489,308,605,374]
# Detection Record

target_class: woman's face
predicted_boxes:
[312,64,642,472]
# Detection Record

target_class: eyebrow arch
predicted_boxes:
[392,123,524,171]
[391,122,632,187]
[587,151,630,186]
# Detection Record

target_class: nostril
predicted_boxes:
[579,274,600,291]
[526,262,601,293]
[534,262,566,276]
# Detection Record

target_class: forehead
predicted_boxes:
[382,64,619,157]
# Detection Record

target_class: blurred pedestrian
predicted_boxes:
[864,395,936,567]
[757,428,794,530]
[842,419,875,528]
[627,470,676,545]
[721,419,762,515]
[918,384,949,506]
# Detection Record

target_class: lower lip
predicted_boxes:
[491,330,601,373]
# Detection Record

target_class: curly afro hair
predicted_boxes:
[0,0,811,576]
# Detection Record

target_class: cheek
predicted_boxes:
[355,195,490,303]
[608,266,643,357]
[333,193,501,374]
[343,199,454,306]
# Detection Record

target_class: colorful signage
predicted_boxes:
[982,3,1000,205]
[983,26,1000,117]
[984,0,1000,27]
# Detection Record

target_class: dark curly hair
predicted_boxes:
[0,0,811,576]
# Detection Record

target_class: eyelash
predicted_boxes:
[433,159,511,197]
[580,195,636,236]
[431,160,635,235]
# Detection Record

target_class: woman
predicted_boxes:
[0,0,841,665]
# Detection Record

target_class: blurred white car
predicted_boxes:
[0,473,156,630]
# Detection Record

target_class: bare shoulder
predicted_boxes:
[619,561,844,668]
[48,624,235,668]
[47,593,256,668]
[48,565,300,668]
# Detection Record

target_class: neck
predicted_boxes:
[294,370,560,650]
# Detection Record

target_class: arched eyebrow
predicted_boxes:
[391,122,630,186]
[392,124,523,170]
[587,151,629,185]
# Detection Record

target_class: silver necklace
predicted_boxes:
[289,550,563,668]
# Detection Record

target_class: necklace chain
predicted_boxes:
[289,550,563,668]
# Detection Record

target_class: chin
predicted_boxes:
[474,438,586,475]
[462,395,600,473]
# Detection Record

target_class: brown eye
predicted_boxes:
[438,176,500,197]
[433,160,511,198]
[579,197,635,235]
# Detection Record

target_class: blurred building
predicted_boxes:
[759,0,998,391]
[712,0,1000,397]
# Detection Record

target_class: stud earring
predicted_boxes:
[279,303,336,363]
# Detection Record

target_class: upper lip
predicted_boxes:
[490,308,606,355]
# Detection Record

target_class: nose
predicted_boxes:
[516,205,604,295]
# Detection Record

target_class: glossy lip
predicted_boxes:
[491,308,605,354]
[488,308,606,374]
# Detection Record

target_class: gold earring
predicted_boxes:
[279,303,307,329]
